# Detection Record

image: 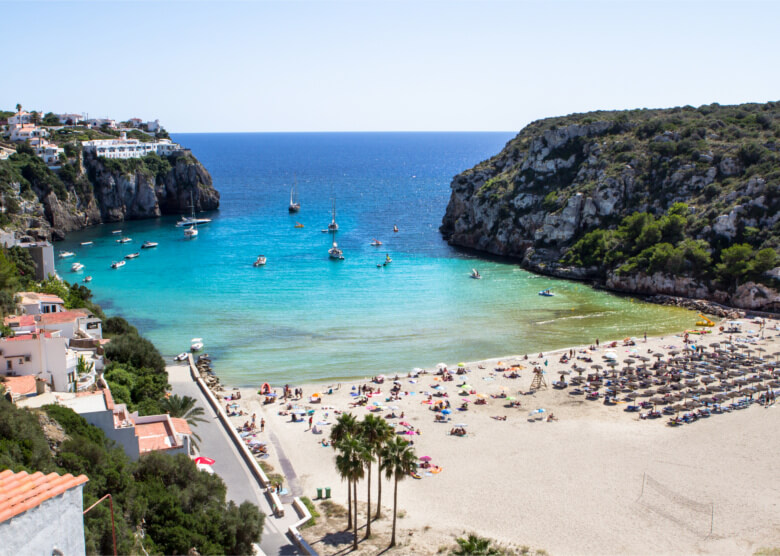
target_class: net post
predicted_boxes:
[637,472,646,501]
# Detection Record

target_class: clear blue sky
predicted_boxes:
[2,0,778,132]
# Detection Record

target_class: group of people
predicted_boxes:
[450,426,467,437]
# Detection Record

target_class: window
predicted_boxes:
[6,360,11,370]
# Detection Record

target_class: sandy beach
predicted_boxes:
[211,317,780,555]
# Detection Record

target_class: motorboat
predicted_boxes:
[141,241,158,249]
[538,289,554,297]
[80,241,93,246]
[393,225,399,233]
[71,262,84,272]
[288,177,300,213]
[124,252,139,259]
[470,269,482,280]
[327,199,338,231]
[83,276,92,282]
[328,241,344,260]
[253,255,267,267]
[174,352,189,362]
[116,237,131,244]
[191,338,204,352]
[112,230,122,234]
[370,239,382,246]
[294,222,304,228]
[59,251,75,258]
[384,254,392,264]
[110,260,125,269]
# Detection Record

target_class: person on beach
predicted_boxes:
[308,416,313,430]
[596,338,599,347]
[260,418,265,432]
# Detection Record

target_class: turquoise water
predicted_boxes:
[54,133,695,385]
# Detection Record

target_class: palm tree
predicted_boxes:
[159,394,207,450]
[337,433,366,550]
[359,414,386,536]
[15,103,21,115]
[331,413,358,529]
[372,418,394,521]
[380,436,417,548]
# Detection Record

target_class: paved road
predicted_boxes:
[167,364,301,555]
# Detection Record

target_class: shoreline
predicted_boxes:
[199,316,780,554]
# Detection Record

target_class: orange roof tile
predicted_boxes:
[4,315,36,327]
[38,310,89,325]
[136,420,179,453]
[170,417,192,436]
[1,375,36,396]
[0,470,88,523]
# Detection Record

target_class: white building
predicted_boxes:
[9,123,48,142]
[57,113,83,125]
[61,388,193,461]
[0,331,80,392]
[0,469,89,556]
[8,111,34,125]
[37,309,103,342]
[32,139,64,166]
[17,291,65,315]
[82,132,182,159]
[146,119,161,132]
[85,118,117,130]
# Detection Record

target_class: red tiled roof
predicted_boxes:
[38,310,89,325]
[4,315,36,327]
[3,332,54,342]
[0,470,88,523]
[103,388,115,410]
[1,376,36,396]
[136,420,179,453]
[170,417,192,436]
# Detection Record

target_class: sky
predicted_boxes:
[2,0,779,133]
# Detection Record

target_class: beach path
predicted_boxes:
[167,364,302,555]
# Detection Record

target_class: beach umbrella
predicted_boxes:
[193,456,215,465]
[459,384,473,390]
[458,362,466,367]
[420,456,432,462]
[442,409,451,415]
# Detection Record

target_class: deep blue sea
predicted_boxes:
[54,133,694,385]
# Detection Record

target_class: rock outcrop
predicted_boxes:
[441,101,780,312]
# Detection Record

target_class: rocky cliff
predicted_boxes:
[0,149,219,240]
[441,101,780,312]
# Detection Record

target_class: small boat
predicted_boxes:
[327,200,339,232]
[141,241,158,249]
[59,251,75,258]
[253,256,267,267]
[176,217,212,227]
[538,289,554,297]
[110,260,125,269]
[470,269,481,280]
[191,338,204,352]
[184,193,198,238]
[320,229,329,233]
[370,239,382,246]
[116,237,131,244]
[174,352,189,362]
[393,225,399,233]
[80,241,93,246]
[124,252,140,260]
[71,262,84,272]
[328,241,344,260]
[112,230,122,234]
[83,276,92,282]
[384,254,392,264]
[288,177,300,213]
[294,222,304,228]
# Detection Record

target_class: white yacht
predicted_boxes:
[124,252,139,260]
[191,338,204,351]
[327,199,338,232]
[328,241,344,260]
[116,237,132,244]
[253,256,267,267]
[59,251,75,258]
[141,241,158,249]
[110,260,126,269]
[71,262,84,272]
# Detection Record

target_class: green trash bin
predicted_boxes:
[316,488,323,499]
[325,487,331,499]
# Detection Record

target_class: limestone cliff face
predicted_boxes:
[7,151,219,240]
[441,102,780,312]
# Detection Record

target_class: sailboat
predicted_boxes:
[288,177,300,213]
[327,199,338,232]
[328,240,344,260]
[184,193,198,238]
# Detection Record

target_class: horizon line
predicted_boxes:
[169,130,518,134]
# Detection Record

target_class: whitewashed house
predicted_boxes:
[57,113,83,125]
[85,118,117,130]
[8,111,34,125]
[9,123,49,142]
[17,292,65,315]
[0,331,80,392]
[0,469,89,556]
[82,132,182,159]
